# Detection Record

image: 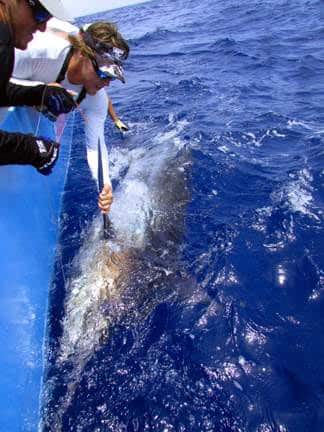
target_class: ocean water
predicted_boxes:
[42,0,324,431]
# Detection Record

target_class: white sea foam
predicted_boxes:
[287,118,314,130]
[274,168,320,220]
[253,166,321,251]
[217,145,230,153]
[271,129,286,138]
[285,169,315,215]
[110,179,152,248]
[153,115,189,149]
[58,175,153,363]
[214,265,239,286]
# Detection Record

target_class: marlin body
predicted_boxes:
[42,133,191,429]
[59,143,190,363]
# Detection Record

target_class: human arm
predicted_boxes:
[0,41,74,111]
[0,81,47,107]
[1,81,76,119]
[108,98,129,132]
[0,130,59,174]
[0,29,60,173]
[82,90,113,213]
[0,32,49,108]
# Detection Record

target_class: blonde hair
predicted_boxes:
[0,0,19,37]
[67,32,94,59]
[68,21,130,60]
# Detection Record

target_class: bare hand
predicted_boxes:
[98,183,113,214]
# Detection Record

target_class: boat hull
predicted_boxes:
[0,108,73,431]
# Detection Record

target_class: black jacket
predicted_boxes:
[0,22,46,166]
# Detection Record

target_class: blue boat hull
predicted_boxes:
[0,108,73,431]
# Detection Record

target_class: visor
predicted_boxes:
[82,30,127,64]
[38,0,72,21]
[99,63,125,83]
[92,58,125,83]
[98,47,126,65]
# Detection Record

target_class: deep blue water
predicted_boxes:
[42,0,324,430]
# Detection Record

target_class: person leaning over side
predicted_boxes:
[0,0,76,175]
[48,19,130,132]
[12,21,130,213]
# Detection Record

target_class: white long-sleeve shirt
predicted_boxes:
[12,23,110,186]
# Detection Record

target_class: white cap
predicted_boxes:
[47,18,77,32]
[39,0,73,21]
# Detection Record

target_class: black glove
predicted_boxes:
[43,86,76,117]
[31,137,60,176]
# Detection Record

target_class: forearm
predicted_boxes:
[100,138,111,186]
[0,129,38,165]
[108,100,129,131]
[108,99,118,123]
[86,142,111,187]
[0,82,45,108]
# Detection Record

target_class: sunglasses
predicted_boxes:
[91,59,116,81]
[26,0,52,24]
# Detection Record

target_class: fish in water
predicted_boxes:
[41,138,192,430]
[59,144,190,363]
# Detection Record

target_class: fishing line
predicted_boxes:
[35,85,70,287]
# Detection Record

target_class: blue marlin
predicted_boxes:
[41,127,192,430]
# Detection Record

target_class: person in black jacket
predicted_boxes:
[0,0,76,175]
